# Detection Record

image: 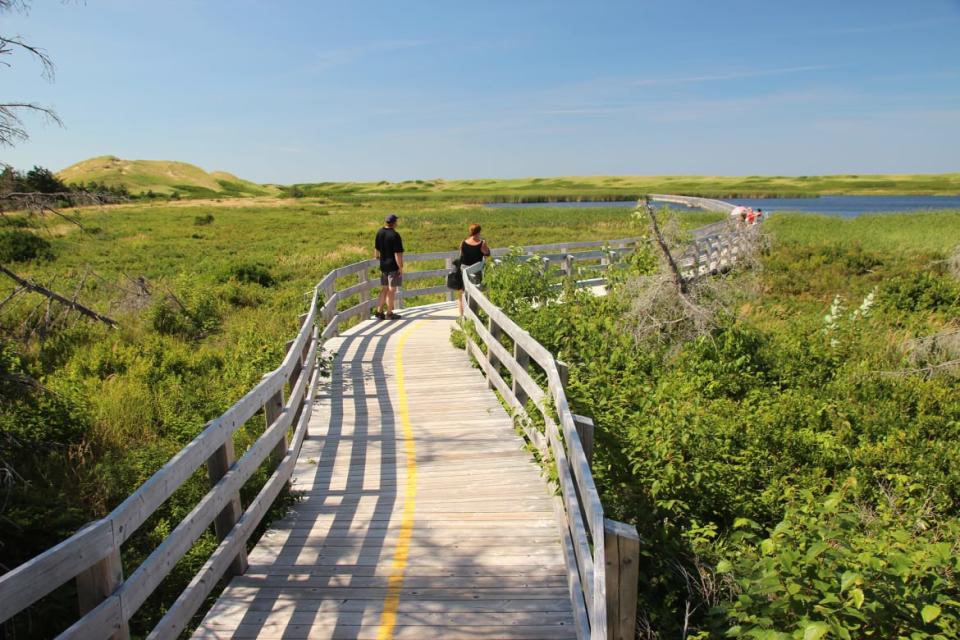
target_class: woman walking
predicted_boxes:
[456,223,491,318]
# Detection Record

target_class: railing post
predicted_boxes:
[487,317,502,391]
[563,254,574,278]
[573,414,595,467]
[556,360,569,393]
[445,257,454,302]
[513,341,530,406]
[604,518,640,640]
[286,338,305,428]
[76,537,129,640]
[205,437,249,578]
[266,388,286,467]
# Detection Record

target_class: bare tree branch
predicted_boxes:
[645,197,689,294]
[0,264,118,327]
[0,36,56,79]
[624,204,765,347]
[1,0,63,147]
[1,191,123,232]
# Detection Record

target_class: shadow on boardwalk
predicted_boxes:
[194,304,575,639]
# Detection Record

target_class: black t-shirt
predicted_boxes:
[375,227,404,272]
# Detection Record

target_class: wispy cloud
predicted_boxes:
[530,88,849,122]
[628,64,835,87]
[306,40,431,73]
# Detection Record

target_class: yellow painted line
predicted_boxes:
[377,321,420,640]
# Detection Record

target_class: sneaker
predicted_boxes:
[386,312,401,320]
[374,311,386,320]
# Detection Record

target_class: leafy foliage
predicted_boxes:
[482,213,960,638]
[0,229,53,262]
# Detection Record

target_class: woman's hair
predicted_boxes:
[469,223,482,236]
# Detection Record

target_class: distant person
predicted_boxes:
[454,223,491,318]
[374,213,404,320]
[730,205,747,226]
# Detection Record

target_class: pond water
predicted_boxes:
[485,195,960,218]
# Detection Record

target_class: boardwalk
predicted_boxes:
[193,302,577,639]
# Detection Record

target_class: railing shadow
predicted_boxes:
[202,304,577,638]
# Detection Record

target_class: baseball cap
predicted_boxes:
[385,214,398,223]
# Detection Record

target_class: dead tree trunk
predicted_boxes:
[0,264,118,328]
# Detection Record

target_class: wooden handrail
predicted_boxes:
[462,274,612,639]
[0,234,648,639]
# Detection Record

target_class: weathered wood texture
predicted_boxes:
[603,520,640,640]
[193,303,578,639]
[0,295,321,639]
[463,278,608,640]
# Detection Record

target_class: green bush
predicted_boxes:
[150,287,224,340]
[0,229,54,262]
[223,262,276,287]
[193,213,214,226]
[481,230,960,638]
[717,480,960,639]
[881,272,959,313]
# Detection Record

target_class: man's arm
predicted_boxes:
[394,251,404,272]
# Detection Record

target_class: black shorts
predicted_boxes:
[380,270,402,287]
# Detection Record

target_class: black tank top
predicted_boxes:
[460,239,486,266]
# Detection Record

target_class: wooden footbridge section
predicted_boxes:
[194,303,576,638]
[0,195,755,640]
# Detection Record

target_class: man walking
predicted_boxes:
[374,213,404,319]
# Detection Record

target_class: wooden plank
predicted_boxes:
[194,623,575,639]
[466,306,544,404]
[0,518,113,624]
[573,414,595,467]
[119,376,301,621]
[58,594,125,640]
[76,545,129,640]
[206,437,247,579]
[553,496,591,640]
[146,350,321,640]
[604,519,640,640]
[110,368,285,544]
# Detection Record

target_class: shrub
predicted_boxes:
[717,481,960,639]
[0,229,54,262]
[881,272,959,313]
[223,263,276,287]
[193,214,214,226]
[150,287,224,340]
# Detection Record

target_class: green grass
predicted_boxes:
[286,172,960,201]
[766,210,960,254]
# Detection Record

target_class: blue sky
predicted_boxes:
[3,0,959,183]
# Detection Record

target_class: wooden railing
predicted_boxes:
[682,226,755,277]
[647,193,758,279]
[0,236,641,640]
[0,289,322,639]
[461,267,640,640]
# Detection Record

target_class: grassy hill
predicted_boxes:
[284,172,960,202]
[58,156,276,198]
